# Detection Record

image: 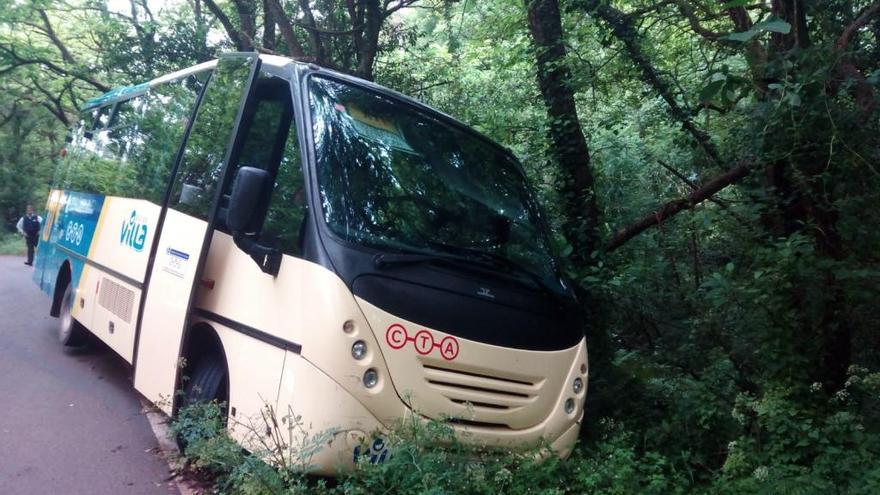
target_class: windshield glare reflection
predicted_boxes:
[309,76,562,292]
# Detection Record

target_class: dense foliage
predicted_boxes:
[3,0,879,492]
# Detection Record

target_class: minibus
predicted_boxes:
[33,53,588,472]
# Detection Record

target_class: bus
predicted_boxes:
[33,52,588,472]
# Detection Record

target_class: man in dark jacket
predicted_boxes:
[16,205,42,266]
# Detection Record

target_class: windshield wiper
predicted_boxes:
[423,242,566,299]
[373,250,497,272]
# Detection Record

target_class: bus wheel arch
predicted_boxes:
[50,261,72,317]
[176,322,230,416]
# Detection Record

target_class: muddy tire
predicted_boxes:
[177,352,228,451]
[58,283,88,347]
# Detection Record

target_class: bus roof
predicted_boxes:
[81,55,296,111]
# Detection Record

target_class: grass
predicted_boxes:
[0,232,27,256]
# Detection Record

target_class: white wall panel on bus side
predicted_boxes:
[202,321,288,451]
[195,231,408,428]
[71,263,98,326]
[273,351,386,475]
[134,209,210,413]
[90,280,142,363]
[197,231,305,342]
[76,196,159,362]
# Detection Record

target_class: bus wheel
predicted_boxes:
[178,352,228,450]
[58,284,88,347]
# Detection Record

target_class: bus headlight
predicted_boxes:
[363,369,379,388]
[351,340,367,360]
[564,398,575,414]
[573,377,584,394]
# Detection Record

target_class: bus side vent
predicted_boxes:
[98,277,135,323]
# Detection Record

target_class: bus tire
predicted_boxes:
[58,283,88,347]
[177,352,228,451]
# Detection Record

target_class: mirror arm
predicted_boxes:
[232,233,281,276]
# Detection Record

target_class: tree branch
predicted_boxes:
[674,0,725,42]
[627,0,676,18]
[30,76,71,126]
[830,0,880,116]
[0,45,109,92]
[834,0,880,52]
[265,0,306,58]
[202,0,246,49]
[298,0,325,62]
[383,0,421,18]
[606,163,752,251]
[658,159,729,207]
[231,0,257,49]
[657,159,750,224]
[37,9,75,64]
[579,0,722,164]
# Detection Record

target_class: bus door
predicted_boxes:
[133,54,260,412]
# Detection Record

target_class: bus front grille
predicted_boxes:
[421,362,544,428]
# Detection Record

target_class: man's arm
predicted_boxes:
[16,217,24,235]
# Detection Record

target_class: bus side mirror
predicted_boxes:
[227,166,268,233]
[227,166,282,276]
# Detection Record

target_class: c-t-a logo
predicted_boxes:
[385,324,460,361]
[120,210,148,252]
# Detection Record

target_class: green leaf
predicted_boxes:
[752,18,792,34]
[723,17,791,42]
[724,30,759,42]
[699,79,726,102]
[720,0,751,7]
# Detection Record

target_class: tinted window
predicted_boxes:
[171,56,257,219]
[225,73,306,257]
[309,77,561,291]
[57,73,207,202]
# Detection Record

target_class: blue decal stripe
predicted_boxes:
[33,191,105,301]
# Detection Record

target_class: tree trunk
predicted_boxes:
[262,0,276,51]
[231,0,257,50]
[525,0,600,265]
[355,0,382,81]
[764,0,854,392]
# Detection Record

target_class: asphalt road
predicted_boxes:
[0,255,179,495]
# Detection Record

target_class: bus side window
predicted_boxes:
[93,98,145,197]
[225,74,307,257]
[63,106,119,195]
[73,74,207,203]
[261,112,307,257]
[127,74,207,203]
[170,59,255,219]
[54,118,88,189]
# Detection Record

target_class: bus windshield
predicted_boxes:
[310,76,563,292]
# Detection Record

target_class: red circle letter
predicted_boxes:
[414,330,434,355]
[386,324,408,349]
[440,336,460,360]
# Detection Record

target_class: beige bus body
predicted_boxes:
[39,54,588,475]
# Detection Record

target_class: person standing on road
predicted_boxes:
[16,204,42,266]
